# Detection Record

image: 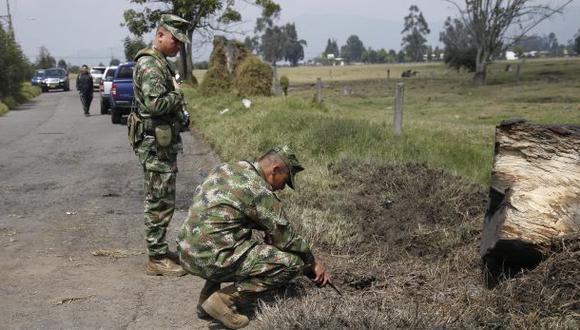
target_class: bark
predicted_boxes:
[481,120,580,272]
[185,30,195,85]
[473,47,487,86]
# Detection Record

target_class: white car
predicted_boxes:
[90,66,106,90]
[99,66,117,115]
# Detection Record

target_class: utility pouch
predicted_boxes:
[127,112,144,148]
[155,125,172,147]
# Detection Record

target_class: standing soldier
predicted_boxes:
[129,14,191,276]
[177,145,331,329]
[76,65,93,116]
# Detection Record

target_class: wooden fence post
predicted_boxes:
[386,69,390,93]
[394,82,405,136]
[315,77,323,104]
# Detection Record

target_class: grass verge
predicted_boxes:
[0,82,42,116]
[185,58,580,328]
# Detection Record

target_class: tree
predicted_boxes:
[446,0,572,86]
[123,0,280,83]
[388,49,397,62]
[324,38,339,57]
[254,13,305,66]
[110,58,121,66]
[377,48,389,63]
[433,46,443,61]
[57,59,67,70]
[340,35,364,62]
[574,29,580,54]
[401,5,430,62]
[440,16,477,72]
[36,46,56,69]
[547,32,559,55]
[283,23,306,66]
[123,36,147,62]
[397,50,406,63]
[0,25,32,98]
[259,24,286,65]
[243,35,259,53]
[362,47,378,63]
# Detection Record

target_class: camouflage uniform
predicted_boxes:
[133,45,185,257]
[177,160,314,293]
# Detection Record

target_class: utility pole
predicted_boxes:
[0,0,14,39]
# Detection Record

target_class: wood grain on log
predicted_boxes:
[481,121,580,267]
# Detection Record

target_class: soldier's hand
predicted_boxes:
[311,259,331,287]
[172,77,181,91]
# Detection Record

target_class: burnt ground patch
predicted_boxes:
[254,161,580,329]
[330,161,487,261]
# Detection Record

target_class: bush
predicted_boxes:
[280,75,289,95]
[200,37,232,96]
[0,101,7,116]
[1,96,17,109]
[233,56,272,97]
[0,25,33,99]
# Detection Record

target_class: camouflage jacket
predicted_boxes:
[133,48,184,171]
[178,161,314,278]
[133,47,184,120]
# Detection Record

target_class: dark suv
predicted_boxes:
[110,62,135,124]
[40,68,70,92]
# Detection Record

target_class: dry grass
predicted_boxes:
[253,163,579,329]
[184,57,580,328]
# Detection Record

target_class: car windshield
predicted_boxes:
[91,68,106,74]
[44,69,66,77]
[105,68,116,78]
[117,66,134,79]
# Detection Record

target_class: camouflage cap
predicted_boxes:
[159,14,190,44]
[269,145,304,190]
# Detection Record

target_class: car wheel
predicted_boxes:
[111,107,122,124]
[100,99,109,115]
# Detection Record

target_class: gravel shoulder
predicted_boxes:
[0,91,221,329]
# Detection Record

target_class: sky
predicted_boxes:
[3,0,579,66]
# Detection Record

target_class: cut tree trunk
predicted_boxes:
[481,120,580,273]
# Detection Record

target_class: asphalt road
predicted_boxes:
[0,90,220,329]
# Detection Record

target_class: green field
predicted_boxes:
[186,58,580,328]
[191,58,580,185]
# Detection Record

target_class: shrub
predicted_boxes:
[200,37,232,96]
[280,75,289,95]
[233,56,272,97]
[0,101,7,116]
[1,96,17,109]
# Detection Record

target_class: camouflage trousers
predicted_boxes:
[143,168,176,256]
[192,244,304,293]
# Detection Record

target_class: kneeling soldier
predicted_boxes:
[177,145,331,329]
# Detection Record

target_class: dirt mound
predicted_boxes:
[330,161,487,260]
[255,161,578,328]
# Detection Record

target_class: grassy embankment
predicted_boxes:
[190,58,579,185]
[0,82,42,116]
[185,58,580,328]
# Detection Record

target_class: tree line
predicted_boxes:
[0,25,32,99]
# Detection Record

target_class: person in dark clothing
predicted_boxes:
[76,65,93,116]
